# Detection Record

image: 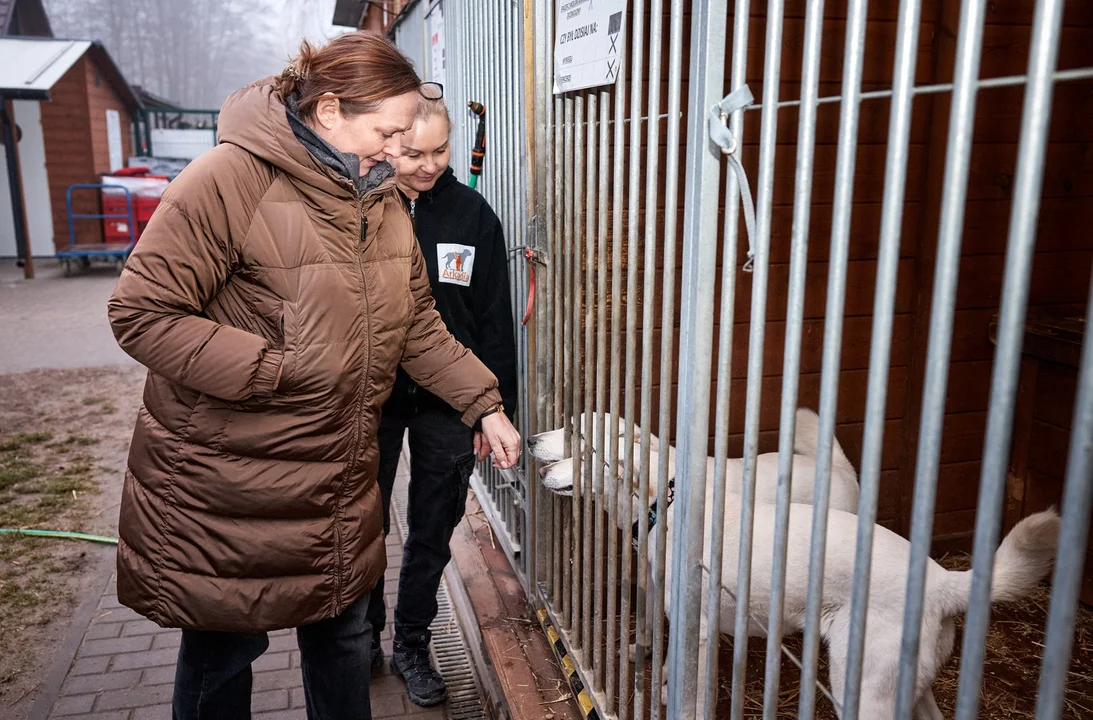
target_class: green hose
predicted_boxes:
[0,528,118,545]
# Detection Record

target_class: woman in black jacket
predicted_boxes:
[366,97,518,708]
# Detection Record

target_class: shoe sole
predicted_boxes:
[391,660,448,707]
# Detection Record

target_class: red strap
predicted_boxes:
[521,247,535,327]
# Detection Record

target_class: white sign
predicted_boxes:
[428,2,446,88]
[437,243,475,286]
[554,0,627,94]
[106,109,123,172]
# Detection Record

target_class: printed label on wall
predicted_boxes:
[554,0,627,94]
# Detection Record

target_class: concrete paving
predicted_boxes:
[0,259,136,372]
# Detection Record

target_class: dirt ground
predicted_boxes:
[0,365,145,717]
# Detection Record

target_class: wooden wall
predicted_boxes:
[86,57,134,178]
[39,54,135,250]
[557,0,1092,547]
[900,0,1093,549]
[40,56,97,247]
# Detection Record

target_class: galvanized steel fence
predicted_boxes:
[393,0,1093,718]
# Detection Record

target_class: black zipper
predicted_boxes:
[331,191,380,611]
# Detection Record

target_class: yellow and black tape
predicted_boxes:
[536,607,600,720]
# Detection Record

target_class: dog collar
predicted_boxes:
[631,478,675,551]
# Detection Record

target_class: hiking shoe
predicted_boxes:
[370,636,384,674]
[390,644,447,706]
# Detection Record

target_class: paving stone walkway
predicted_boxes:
[46,468,447,720]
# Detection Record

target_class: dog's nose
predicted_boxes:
[539,464,549,479]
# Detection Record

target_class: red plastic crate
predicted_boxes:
[104,218,136,243]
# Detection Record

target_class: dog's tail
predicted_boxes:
[934,509,1060,616]
[792,407,855,477]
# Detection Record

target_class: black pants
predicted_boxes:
[367,404,475,648]
[172,593,372,720]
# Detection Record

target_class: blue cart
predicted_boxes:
[58,183,137,276]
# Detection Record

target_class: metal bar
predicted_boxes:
[746,66,1093,111]
[796,0,869,715]
[499,0,515,544]
[563,91,576,632]
[759,0,822,713]
[532,0,552,594]
[1035,265,1093,720]
[668,0,727,716]
[955,0,1066,715]
[606,10,628,711]
[840,0,924,714]
[571,91,586,645]
[729,0,785,713]
[469,472,521,564]
[581,90,596,654]
[556,110,676,130]
[593,82,611,694]
[894,0,989,714]
[549,9,564,615]
[652,2,686,718]
[553,92,565,609]
[626,0,651,715]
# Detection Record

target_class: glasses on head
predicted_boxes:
[419,82,444,100]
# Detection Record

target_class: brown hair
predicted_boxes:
[274,31,421,119]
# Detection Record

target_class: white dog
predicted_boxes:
[529,412,1059,719]
[527,407,861,515]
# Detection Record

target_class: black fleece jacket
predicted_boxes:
[387,167,518,423]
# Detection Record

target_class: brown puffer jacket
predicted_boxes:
[107,79,502,633]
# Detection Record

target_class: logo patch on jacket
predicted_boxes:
[438,243,475,286]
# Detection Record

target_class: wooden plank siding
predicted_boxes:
[39,57,99,247]
[559,0,1092,539]
[38,53,136,250]
[898,0,1093,551]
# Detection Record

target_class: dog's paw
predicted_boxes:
[661,681,669,707]
[628,642,653,662]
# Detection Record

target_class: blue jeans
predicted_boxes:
[172,593,373,719]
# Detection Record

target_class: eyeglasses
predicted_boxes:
[419,82,444,100]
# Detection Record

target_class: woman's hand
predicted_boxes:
[479,412,521,469]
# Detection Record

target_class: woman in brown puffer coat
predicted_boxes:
[107,32,521,720]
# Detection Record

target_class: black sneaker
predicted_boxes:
[370,636,384,673]
[390,643,447,706]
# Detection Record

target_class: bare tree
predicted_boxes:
[43,0,300,108]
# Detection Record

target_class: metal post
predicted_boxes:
[841,0,924,714]
[593,81,611,692]
[625,0,647,716]
[652,2,686,718]
[606,10,628,709]
[894,0,989,715]
[729,0,786,714]
[582,89,597,657]
[564,91,577,631]
[571,91,587,648]
[759,0,822,713]
[796,0,869,716]
[553,88,565,609]
[954,0,1066,715]
[1035,266,1093,720]
[667,0,728,716]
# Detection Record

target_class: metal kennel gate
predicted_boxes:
[397,0,1093,718]
[392,0,537,568]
